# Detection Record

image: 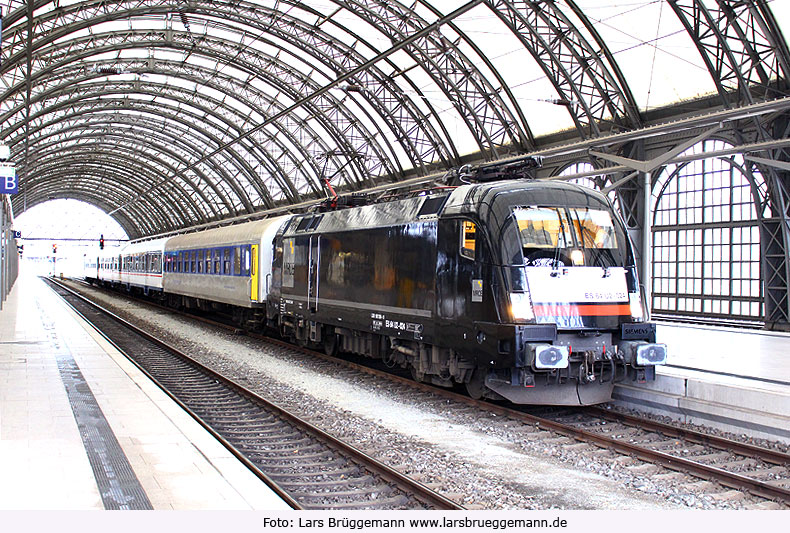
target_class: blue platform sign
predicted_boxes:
[0,166,17,194]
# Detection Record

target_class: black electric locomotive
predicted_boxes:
[269,178,666,405]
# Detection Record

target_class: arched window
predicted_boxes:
[651,139,765,321]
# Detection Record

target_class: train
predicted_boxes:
[84,172,666,405]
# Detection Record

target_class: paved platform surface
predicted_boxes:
[0,273,290,510]
[614,322,790,444]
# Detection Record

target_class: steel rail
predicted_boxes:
[255,327,790,504]
[46,278,302,510]
[585,406,790,467]
[47,278,462,511]
[69,277,790,504]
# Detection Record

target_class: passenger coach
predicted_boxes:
[162,216,289,322]
[119,238,167,294]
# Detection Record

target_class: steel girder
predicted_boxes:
[25,122,225,227]
[486,0,642,137]
[1,0,509,224]
[3,0,456,171]
[332,0,529,157]
[2,26,397,207]
[759,115,790,329]
[668,0,789,106]
[669,0,790,327]
[6,79,289,212]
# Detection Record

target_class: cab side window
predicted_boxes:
[460,220,477,260]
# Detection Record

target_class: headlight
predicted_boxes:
[629,292,644,322]
[635,343,667,366]
[510,292,534,321]
[532,344,569,369]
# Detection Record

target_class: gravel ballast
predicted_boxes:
[64,281,783,510]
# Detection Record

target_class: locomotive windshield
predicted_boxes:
[514,206,625,268]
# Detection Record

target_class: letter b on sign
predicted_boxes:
[0,170,17,194]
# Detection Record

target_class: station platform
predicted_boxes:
[0,273,291,510]
[613,323,790,444]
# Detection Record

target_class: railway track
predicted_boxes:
[44,278,462,511]
[310,352,790,507]
[63,278,790,508]
[525,407,790,505]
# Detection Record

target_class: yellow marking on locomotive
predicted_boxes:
[251,244,259,301]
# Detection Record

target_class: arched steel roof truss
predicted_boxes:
[1,0,789,325]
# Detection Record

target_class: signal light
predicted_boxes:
[52,244,57,254]
[100,234,105,250]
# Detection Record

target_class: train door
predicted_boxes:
[307,236,320,312]
[437,219,491,323]
[457,220,485,322]
[250,244,259,301]
[437,220,458,320]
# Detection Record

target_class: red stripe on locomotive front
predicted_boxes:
[532,303,631,317]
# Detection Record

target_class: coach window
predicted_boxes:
[233,247,241,275]
[205,250,211,273]
[223,248,231,275]
[241,247,250,276]
[197,250,204,273]
[189,250,195,273]
[214,250,221,274]
[460,220,477,260]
